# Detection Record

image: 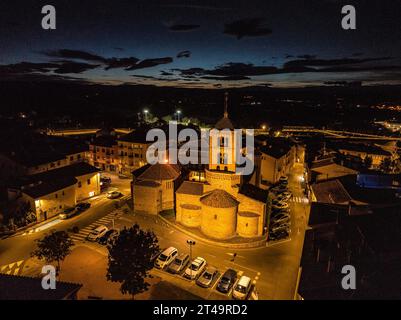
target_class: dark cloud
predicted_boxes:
[131,75,176,82]
[168,24,200,31]
[0,60,99,75]
[43,49,139,70]
[177,50,191,58]
[352,52,364,57]
[104,57,140,70]
[160,71,173,76]
[297,54,316,60]
[52,61,100,74]
[172,57,401,81]
[126,57,173,71]
[283,57,391,69]
[223,18,272,39]
[43,49,106,63]
[201,75,251,81]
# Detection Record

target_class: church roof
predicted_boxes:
[138,163,181,181]
[176,181,204,195]
[200,189,239,208]
[215,117,235,130]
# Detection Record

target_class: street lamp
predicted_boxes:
[187,239,196,279]
[176,109,181,123]
[143,109,149,122]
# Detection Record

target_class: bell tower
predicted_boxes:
[208,92,236,172]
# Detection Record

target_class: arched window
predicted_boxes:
[214,214,217,220]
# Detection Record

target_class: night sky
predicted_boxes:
[0,0,400,88]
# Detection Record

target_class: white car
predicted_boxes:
[232,276,252,300]
[107,191,122,199]
[272,201,289,210]
[87,225,108,242]
[154,247,178,269]
[184,257,206,280]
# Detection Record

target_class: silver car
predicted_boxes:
[196,266,218,288]
[167,253,189,274]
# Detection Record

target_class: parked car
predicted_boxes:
[196,266,218,288]
[76,202,91,212]
[271,212,290,221]
[272,201,289,210]
[269,229,289,240]
[59,207,79,220]
[217,268,237,293]
[87,225,108,242]
[167,253,190,274]
[271,217,290,226]
[233,276,252,300]
[107,191,122,199]
[276,193,292,202]
[154,247,178,269]
[184,257,207,280]
[151,249,163,263]
[271,225,291,234]
[101,177,112,184]
[279,176,288,183]
[98,229,119,245]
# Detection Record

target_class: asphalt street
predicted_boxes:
[0,166,309,300]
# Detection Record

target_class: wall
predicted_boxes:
[200,204,237,239]
[23,184,76,222]
[75,172,100,201]
[237,193,266,236]
[133,185,161,214]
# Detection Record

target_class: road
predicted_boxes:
[0,166,309,300]
[0,173,130,272]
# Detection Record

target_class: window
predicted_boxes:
[78,181,82,188]
[55,193,58,199]
[87,179,91,185]
[62,191,65,196]
[77,154,81,159]
[214,214,217,220]
[70,156,73,161]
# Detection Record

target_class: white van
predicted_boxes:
[232,276,252,300]
[154,247,178,269]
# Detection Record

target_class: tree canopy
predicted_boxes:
[106,224,159,298]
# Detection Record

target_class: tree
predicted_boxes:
[379,157,392,173]
[31,230,73,276]
[106,224,159,299]
[363,156,373,169]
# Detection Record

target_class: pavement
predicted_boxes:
[0,166,310,300]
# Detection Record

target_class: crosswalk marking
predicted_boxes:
[291,196,308,204]
[69,210,123,243]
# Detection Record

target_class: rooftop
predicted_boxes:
[22,176,78,199]
[0,274,82,300]
[176,181,204,196]
[200,189,239,208]
[239,183,269,203]
[137,163,181,181]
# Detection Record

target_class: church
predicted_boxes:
[132,93,269,240]
[175,93,268,240]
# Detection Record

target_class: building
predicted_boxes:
[8,162,100,221]
[89,135,119,172]
[175,93,268,240]
[132,163,181,214]
[0,274,82,300]
[117,130,150,176]
[310,157,358,182]
[298,204,401,299]
[252,137,297,188]
[336,142,396,169]
[0,134,87,180]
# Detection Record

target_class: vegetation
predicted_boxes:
[106,224,159,299]
[31,230,74,276]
